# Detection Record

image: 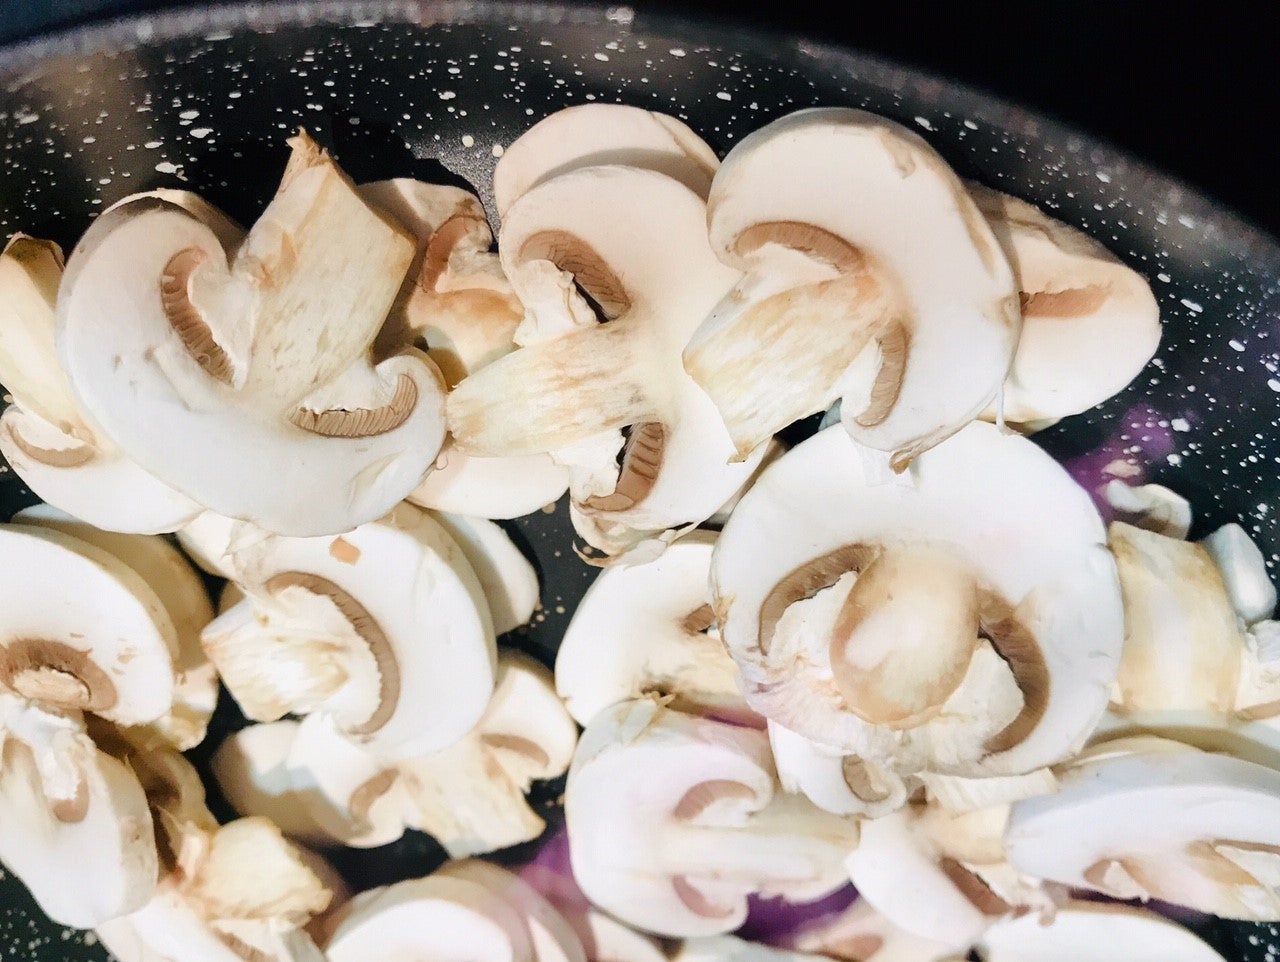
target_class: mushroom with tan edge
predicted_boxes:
[711,421,1123,797]
[200,502,496,760]
[970,183,1162,432]
[55,130,447,536]
[682,108,1019,469]
[790,898,965,962]
[565,697,858,938]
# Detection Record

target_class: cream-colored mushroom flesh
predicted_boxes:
[431,511,540,636]
[1007,745,1280,920]
[447,164,764,556]
[211,721,332,845]
[200,503,495,758]
[975,903,1226,962]
[566,698,858,938]
[493,103,719,215]
[0,235,201,534]
[55,131,447,535]
[673,935,841,962]
[768,722,908,819]
[970,183,1161,428]
[684,108,1019,467]
[792,897,965,962]
[712,421,1122,778]
[556,531,754,727]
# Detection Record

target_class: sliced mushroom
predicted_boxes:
[55,130,447,535]
[566,697,858,938]
[431,511,540,636]
[712,422,1122,782]
[673,936,844,962]
[0,234,202,533]
[768,723,909,819]
[410,446,571,521]
[1102,479,1192,540]
[556,531,755,727]
[493,104,719,216]
[1202,522,1277,627]
[970,184,1161,430]
[200,503,496,758]
[448,164,765,557]
[683,108,1018,468]
[1006,742,1280,920]
[791,898,965,962]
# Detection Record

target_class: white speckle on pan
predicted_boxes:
[15,112,39,125]
[914,116,935,131]
[1230,339,1246,352]
[1270,379,1280,393]
[461,134,475,147]
[1096,171,1112,183]
[204,30,232,41]
[439,90,457,100]
[1181,298,1203,313]
[1171,418,1191,432]
[492,144,505,157]
[716,91,731,101]
[670,47,686,57]
[178,108,199,120]
[963,119,978,130]
[594,52,610,62]
[1157,272,1172,282]
[144,140,162,149]
[1177,213,1197,228]
[154,161,179,174]
[190,127,213,139]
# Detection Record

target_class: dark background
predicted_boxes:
[1,1,1278,237]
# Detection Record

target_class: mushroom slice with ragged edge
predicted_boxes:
[1101,478,1192,539]
[321,873,535,962]
[1006,742,1280,920]
[0,234,202,533]
[55,130,447,536]
[683,108,1019,468]
[201,502,496,759]
[493,103,719,217]
[970,183,1161,432]
[11,503,217,750]
[712,421,1123,781]
[790,898,966,962]
[432,510,540,636]
[360,177,571,520]
[556,531,757,728]
[767,723,910,820]
[448,164,765,558]
[566,697,858,938]
[973,902,1227,962]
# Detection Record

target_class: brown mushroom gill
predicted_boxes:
[938,857,1013,916]
[348,769,397,830]
[0,638,118,713]
[3,421,95,468]
[263,572,398,737]
[681,603,717,636]
[517,229,631,321]
[842,758,893,804]
[419,214,490,290]
[289,373,418,438]
[671,875,736,920]
[1,740,90,824]
[673,779,758,821]
[978,593,1049,755]
[479,733,552,769]
[757,544,882,655]
[582,421,665,513]
[161,247,235,385]
[1019,284,1110,318]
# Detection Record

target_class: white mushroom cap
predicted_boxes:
[684,108,1018,467]
[974,903,1226,962]
[712,422,1122,778]
[1102,479,1192,540]
[791,898,965,962]
[409,447,570,520]
[449,165,763,557]
[566,698,858,938]
[322,874,534,962]
[431,511,540,635]
[200,503,495,758]
[493,104,719,216]
[970,184,1161,428]
[556,531,755,727]
[768,722,908,819]
[175,510,266,580]
[1202,522,1277,626]
[55,132,447,535]
[1006,744,1280,919]
[521,862,670,962]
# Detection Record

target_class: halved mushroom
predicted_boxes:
[448,164,765,557]
[682,108,1019,468]
[791,898,965,962]
[493,104,719,217]
[566,697,858,938]
[200,502,496,759]
[1007,742,1280,920]
[768,723,909,819]
[556,531,756,727]
[973,902,1226,962]
[712,421,1123,782]
[1102,479,1192,539]
[432,511,540,636]
[970,184,1161,431]
[0,234,202,533]
[11,504,217,750]
[55,130,447,535]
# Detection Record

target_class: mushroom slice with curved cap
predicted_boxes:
[431,511,540,636]
[973,902,1226,962]
[566,697,858,938]
[55,130,446,536]
[791,898,966,962]
[556,531,756,728]
[1201,522,1277,627]
[970,184,1161,431]
[768,723,909,819]
[673,936,844,962]
[11,504,217,750]
[200,502,495,759]
[1102,479,1192,539]
[712,421,1122,779]
[1006,743,1280,920]
[683,108,1019,468]
[493,104,719,216]
[449,165,763,557]
[0,234,202,534]
[321,874,535,962]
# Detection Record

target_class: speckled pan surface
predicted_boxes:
[0,1,1278,958]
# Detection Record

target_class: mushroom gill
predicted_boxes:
[519,229,631,321]
[1019,284,1111,318]
[582,421,665,513]
[978,593,1050,755]
[756,544,881,655]
[3,421,94,468]
[160,247,235,385]
[289,374,419,438]
[0,638,118,713]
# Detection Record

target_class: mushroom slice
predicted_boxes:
[556,531,756,727]
[1006,744,1280,920]
[431,511,540,635]
[768,723,908,819]
[791,898,965,962]
[55,130,447,535]
[521,861,670,962]
[1102,479,1192,540]
[0,234,202,533]
[1202,522,1277,626]
[411,447,571,521]
[973,902,1226,962]
[201,503,495,758]
[11,504,216,750]
[493,104,719,216]
[566,697,858,938]
[970,184,1161,430]
[683,108,1018,467]
[448,165,764,557]
[673,936,843,962]
[322,874,535,962]
[713,421,1122,779]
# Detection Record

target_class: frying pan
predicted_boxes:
[1,3,1278,959]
